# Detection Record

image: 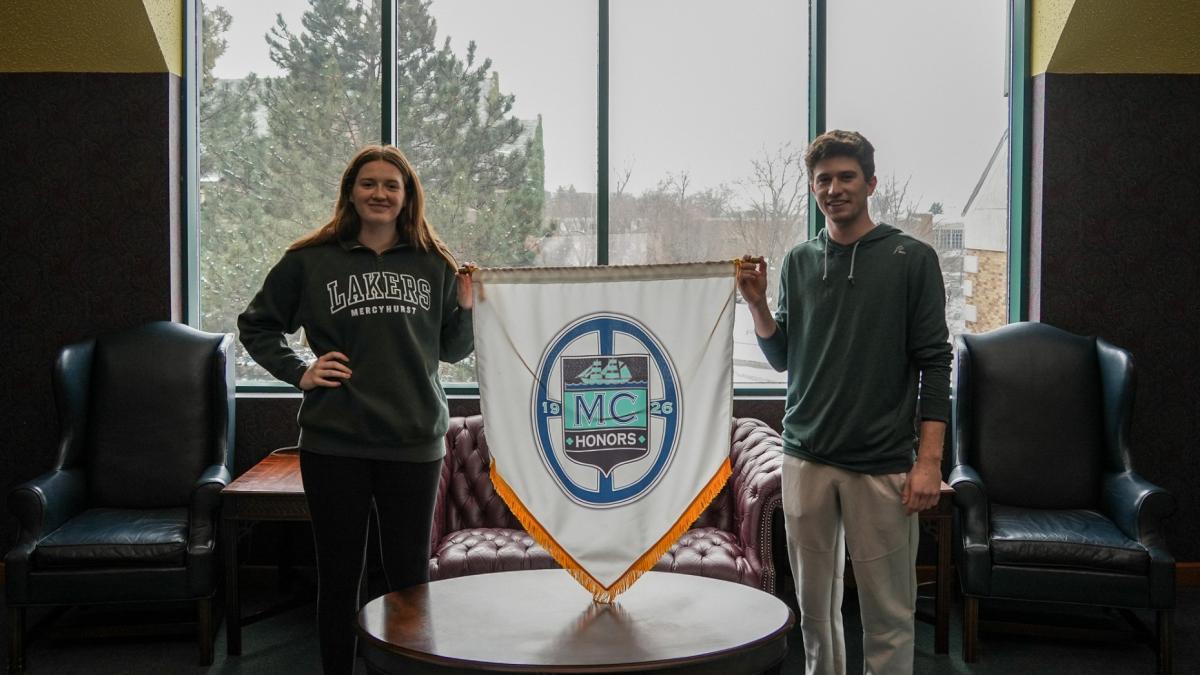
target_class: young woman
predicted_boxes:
[238,145,473,674]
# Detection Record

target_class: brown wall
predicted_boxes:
[1030,72,1200,559]
[0,72,181,552]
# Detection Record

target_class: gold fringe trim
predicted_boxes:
[490,458,733,603]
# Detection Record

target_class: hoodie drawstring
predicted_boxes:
[822,231,829,282]
[821,230,860,285]
[848,240,860,285]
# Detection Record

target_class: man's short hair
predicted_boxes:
[805,130,876,181]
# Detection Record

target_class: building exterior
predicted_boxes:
[960,129,1009,333]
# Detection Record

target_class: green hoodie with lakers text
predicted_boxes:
[238,237,473,462]
[757,224,952,475]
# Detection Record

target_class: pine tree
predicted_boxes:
[199,4,285,382]
[199,0,546,381]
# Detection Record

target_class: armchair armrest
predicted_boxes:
[1102,470,1177,608]
[7,468,86,544]
[730,418,784,593]
[948,463,992,596]
[1102,470,1176,553]
[5,468,87,603]
[186,463,231,597]
[949,464,988,523]
[188,464,231,552]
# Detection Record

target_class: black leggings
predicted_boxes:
[299,450,443,675]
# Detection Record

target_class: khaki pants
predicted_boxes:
[782,455,919,675]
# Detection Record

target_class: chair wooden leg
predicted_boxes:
[1157,609,1172,675]
[197,597,214,666]
[8,606,25,674]
[224,515,242,656]
[962,596,979,663]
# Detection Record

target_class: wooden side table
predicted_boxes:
[220,448,308,656]
[916,482,956,654]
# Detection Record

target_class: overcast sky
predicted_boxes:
[212,0,1007,216]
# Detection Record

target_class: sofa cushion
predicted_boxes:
[652,527,757,587]
[429,528,558,580]
[991,505,1149,574]
[429,526,758,588]
[33,507,189,569]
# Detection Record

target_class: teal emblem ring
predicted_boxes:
[532,314,681,507]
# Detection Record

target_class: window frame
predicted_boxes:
[183,0,1030,396]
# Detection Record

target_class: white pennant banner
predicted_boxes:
[472,262,735,600]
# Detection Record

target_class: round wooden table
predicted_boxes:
[356,570,794,673]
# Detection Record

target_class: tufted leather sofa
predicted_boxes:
[428,416,784,594]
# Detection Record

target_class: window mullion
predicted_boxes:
[1007,0,1031,322]
[807,0,826,239]
[382,0,397,145]
[597,0,609,265]
[184,0,201,325]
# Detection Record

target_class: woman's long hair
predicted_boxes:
[289,145,457,269]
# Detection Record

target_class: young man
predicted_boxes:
[738,130,951,675]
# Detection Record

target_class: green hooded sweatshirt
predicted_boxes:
[757,224,951,475]
[238,237,473,462]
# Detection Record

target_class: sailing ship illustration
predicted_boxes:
[574,358,633,385]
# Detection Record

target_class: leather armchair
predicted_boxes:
[5,322,234,672]
[428,416,784,594]
[950,322,1175,672]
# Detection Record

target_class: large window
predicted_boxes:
[825,0,1011,341]
[608,0,805,386]
[198,0,380,383]
[194,0,1013,387]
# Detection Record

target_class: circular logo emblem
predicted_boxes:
[531,313,681,508]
